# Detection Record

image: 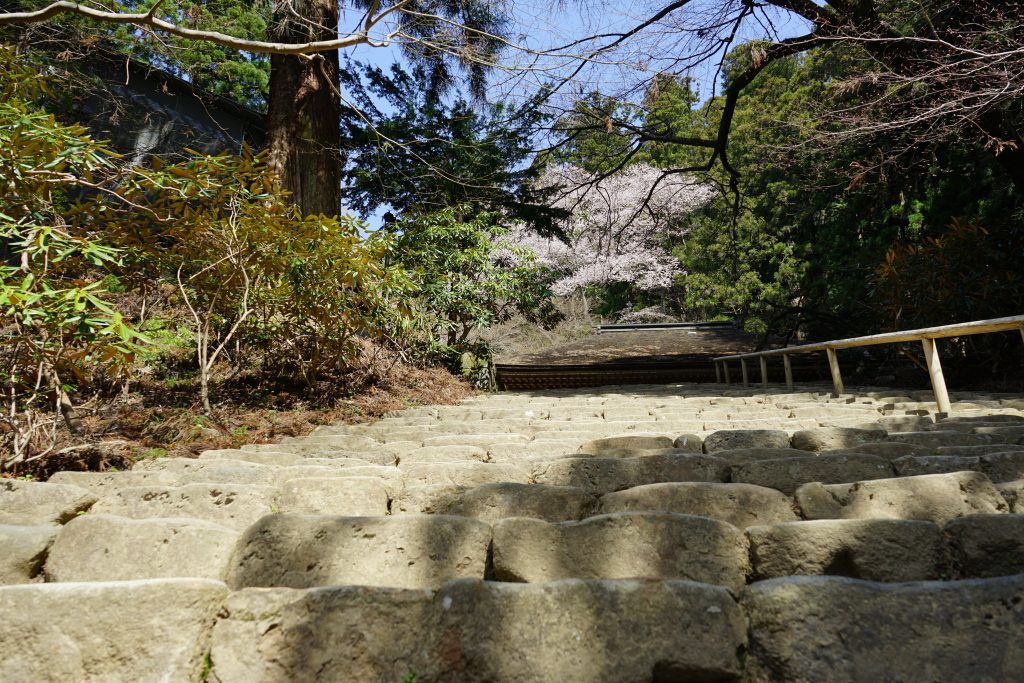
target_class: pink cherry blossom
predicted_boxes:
[510,164,714,295]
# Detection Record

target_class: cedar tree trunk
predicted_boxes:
[266,0,341,217]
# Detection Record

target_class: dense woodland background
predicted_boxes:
[1,0,1023,473]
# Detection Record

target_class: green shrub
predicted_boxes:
[0,45,146,469]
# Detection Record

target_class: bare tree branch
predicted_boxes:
[0,0,410,54]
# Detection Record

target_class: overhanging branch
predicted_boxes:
[0,0,410,54]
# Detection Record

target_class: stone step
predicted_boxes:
[703,429,792,452]
[924,420,1014,433]
[421,433,532,448]
[974,424,1024,444]
[872,414,936,432]
[598,482,798,528]
[243,441,401,463]
[393,482,597,522]
[936,443,1024,456]
[742,574,1024,682]
[131,458,291,486]
[796,471,1008,523]
[198,449,378,468]
[45,514,238,582]
[0,524,57,584]
[226,514,491,590]
[273,434,383,451]
[0,578,227,681]
[275,476,390,516]
[746,518,944,582]
[702,419,817,431]
[491,512,749,591]
[531,453,728,494]
[708,447,811,465]
[486,440,582,462]
[893,451,1024,483]
[731,453,894,496]
[129,457,400,492]
[0,480,96,526]
[397,444,490,464]
[945,514,1024,579]
[209,578,744,683]
[577,434,675,454]
[398,461,529,488]
[89,483,276,530]
[825,441,932,459]
[790,427,887,452]
[887,431,994,448]
[6,383,1024,682]
[49,469,181,496]
[941,412,1024,423]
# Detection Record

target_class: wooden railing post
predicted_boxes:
[714,361,722,383]
[712,315,1022,402]
[922,337,953,414]
[826,347,844,396]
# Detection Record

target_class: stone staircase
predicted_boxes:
[3,382,1024,681]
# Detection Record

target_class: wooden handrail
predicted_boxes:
[712,314,1024,413]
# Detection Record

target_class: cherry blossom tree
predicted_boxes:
[511,163,714,298]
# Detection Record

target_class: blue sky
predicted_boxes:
[341,1,812,225]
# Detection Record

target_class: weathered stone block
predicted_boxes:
[747,519,943,581]
[732,454,893,495]
[399,462,529,488]
[0,579,227,681]
[708,447,810,465]
[89,483,276,530]
[743,575,1024,683]
[45,514,238,582]
[48,470,181,494]
[672,433,704,452]
[0,480,96,526]
[433,579,746,683]
[208,579,745,683]
[199,450,311,466]
[893,455,981,478]
[281,464,402,497]
[487,440,581,462]
[599,482,797,528]
[945,514,1024,579]
[998,480,1024,512]
[887,431,993,448]
[973,425,1024,444]
[132,458,281,486]
[393,482,596,522]
[893,452,1024,484]
[421,434,530,448]
[274,476,389,516]
[791,427,887,452]
[703,429,792,453]
[208,584,435,683]
[492,512,749,591]
[578,434,673,455]
[980,451,1024,483]
[936,443,1024,456]
[398,445,490,463]
[827,441,932,459]
[227,513,491,589]
[0,524,57,583]
[531,453,728,494]
[796,471,1008,524]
